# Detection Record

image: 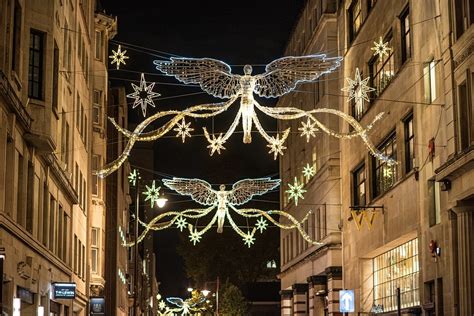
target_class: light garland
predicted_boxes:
[121,177,323,248]
[371,37,392,59]
[126,73,161,117]
[95,56,396,178]
[109,45,129,70]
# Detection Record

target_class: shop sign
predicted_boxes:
[90,297,105,315]
[52,283,76,299]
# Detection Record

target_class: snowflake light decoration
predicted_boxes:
[173,118,194,143]
[158,300,166,310]
[341,68,375,118]
[255,217,268,233]
[126,73,161,117]
[128,169,141,186]
[175,216,188,232]
[286,177,307,206]
[205,132,226,155]
[189,229,202,245]
[142,180,161,207]
[371,37,392,59]
[243,233,256,248]
[302,163,316,180]
[109,45,129,70]
[267,130,290,159]
[299,118,318,142]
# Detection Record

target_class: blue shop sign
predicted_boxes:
[52,283,76,299]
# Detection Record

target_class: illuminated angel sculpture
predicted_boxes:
[95,54,394,178]
[154,55,341,144]
[163,177,281,233]
[165,296,206,315]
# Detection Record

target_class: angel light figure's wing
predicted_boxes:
[228,178,281,206]
[154,57,241,99]
[163,177,217,206]
[166,297,184,307]
[254,55,342,97]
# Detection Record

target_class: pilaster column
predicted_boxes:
[308,275,327,316]
[292,283,308,314]
[280,289,293,316]
[452,204,474,316]
[325,266,343,316]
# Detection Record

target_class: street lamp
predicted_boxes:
[156,197,168,208]
[201,290,210,297]
[0,247,5,315]
[187,287,194,293]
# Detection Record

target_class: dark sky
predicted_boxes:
[100,0,306,297]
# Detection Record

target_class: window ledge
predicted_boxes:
[370,170,416,204]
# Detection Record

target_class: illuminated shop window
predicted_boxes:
[373,238,420,312]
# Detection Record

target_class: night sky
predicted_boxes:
[100,0,306,297]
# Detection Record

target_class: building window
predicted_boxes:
[11,0,22,72]
[93,90,102,125]
[368,0,377,12]
[95,30,103,60]
[423,60,437,103]
[404,113,415,172]
[52,42,59,113]
[400,5,411,63]
[28,30,45,99]
[92,155,100,196]
[91,227,99,273]
[369,32,395,98]
[373,239,420,312]
[352,163,366,206]
[348,0,362,42]
[453,0,473,39]
[372,132,397,198]
[428,180,441,226]
[456,78,473,151]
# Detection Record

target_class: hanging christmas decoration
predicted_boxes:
[128,169,141,186]
[286,177,307,206]
[298,118,318,142]
[109,44,129,70]
[121,177,321,248]
[302,163,316,180]
[126,73,161,117]
[165,296,206,315]
[341,67,376,119]
[173,118,194,143]
[95,56,395,178]
[371,37,392,59]
[142,180,162,207]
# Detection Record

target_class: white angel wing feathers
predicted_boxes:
[154,55,342,99]
[162,177,280,206]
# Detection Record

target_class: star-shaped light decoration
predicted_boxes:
[255,217,268,233]
[286,177,307,206]
[173,118,194,143]
[267,129,290,160]
[298,119,318,142]
[189,229,202,245]
[243,233,256,248]
[128,169,141,186]
[371,37,392,59]
[142,180,161,207]
[175,217,188,232]
[341,68,375,117]
[302,163,316,180]
[126,73,161,117]
[109,45,129,70]
[207,133,226,155]
[158,300,166,310]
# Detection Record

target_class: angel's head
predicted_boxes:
[243,64,253,75]
[219,184,226,191]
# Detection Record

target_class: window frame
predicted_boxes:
[372,131,398,199]
[369,30,395,99]
[404,113,415,173]
[28,29,45,100]
[352,162,366,207]
[400,5,411,64]
[348,0,362,43]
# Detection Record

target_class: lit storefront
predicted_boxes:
[373,239,420,312]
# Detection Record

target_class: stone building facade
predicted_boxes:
[280,0,473,315]
[0,0,116,315]
[278,1,342,315]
